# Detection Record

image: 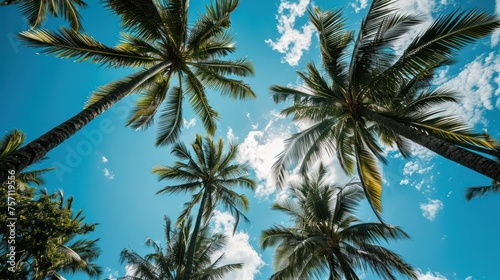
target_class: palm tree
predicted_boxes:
[0,129,53,188]
[271,1,500,220]
[0,0,255,183]
[114,216,242,280]
[153,134,255,280]
[0,0,87,31]
[261,165,417,280]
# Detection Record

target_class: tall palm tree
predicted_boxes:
[0,129,53,188]
[0,0,255,183]
[114,216,242,280]
[271,1,500,220]
[0,0,87,31]
[261,165,417,280]
[153,134,255,280]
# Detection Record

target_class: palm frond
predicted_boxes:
[0,129,25,159]
[183,68,219,135]
[187,0,239,50]
[354,139,384,222]
[104,0,166,43]
[19,28,156,68]
[465,181,500,200]
[393,9,500,79]
[127,74,170,131]
[308,7,352,85]
[156,86,184,146]
[18,0,87,31]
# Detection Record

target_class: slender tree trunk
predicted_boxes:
[0,61,170,183]
[362,108,500,182]
[183,185,210,280]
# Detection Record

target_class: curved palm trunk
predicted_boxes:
[362,108,500,182]
[0,61,170,183]
[183,185,210,280]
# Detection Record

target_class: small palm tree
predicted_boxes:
[114,216,242,280]
[271,1,500,220]
[153,134,255,280]
[0,0,255,182]
[0,0,87,31]
[261,165,417,280]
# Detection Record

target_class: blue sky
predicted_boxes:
[1,0,500,279]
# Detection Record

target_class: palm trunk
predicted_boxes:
[0,61,170,183]
[362,108,500,182]
[183,185,210,280]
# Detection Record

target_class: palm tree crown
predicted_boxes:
[271,0,500,220]
[153,134,255,280]
[114,216,242,280]
[261,165,417,280]
[0,0,255,182]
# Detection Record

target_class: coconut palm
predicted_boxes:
[0,0,87,31]
[0,0,255,183]
[261,165,417,280]
[114,216,242,280]
[271,0,500,220]
[0,129,53,188]
[153,134,255,280]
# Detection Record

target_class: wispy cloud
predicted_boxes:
[183,118,196,129]
[212,210,265,280]
[417,270,447,280]
[104,168,115,180]
[440,52,500,126]
[420,199,444,221]
[351,0,368,13]
[265,0,315,66]
[101,156,109,163]
[104,267,119,280]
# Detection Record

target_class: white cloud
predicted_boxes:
[237,130,286,199]
[212,210,265,280]
[104,267,118,280]
[101,156,109,163]
[492,0,500,47]
[104,168,115,180]
[440,52,500,126]
[465,276,473,280]
[351,0,368,13]
[417,270,447,280]
[265,0,315,66]
[227,127,238,143]
[420,199,444,221]
[183,118,196,129]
